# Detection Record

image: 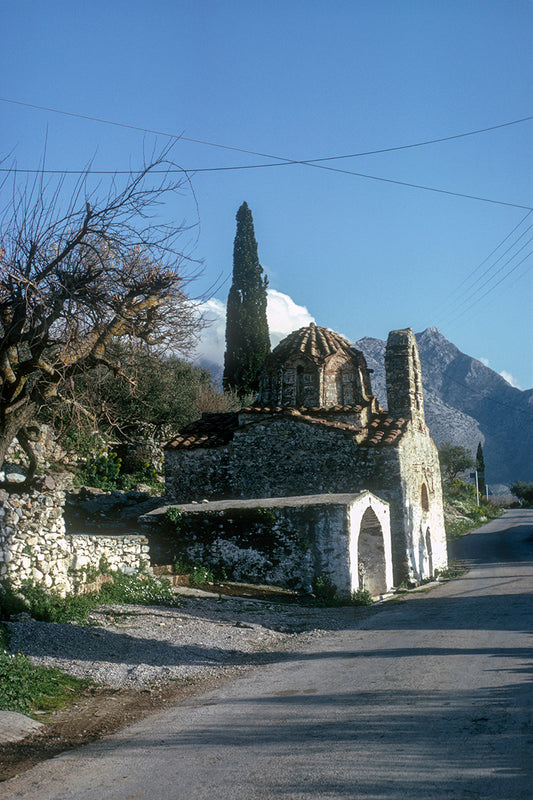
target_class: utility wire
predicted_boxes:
[437,218,533,322]
[1,97,532,209]
[2,97,532,162]
[438,210,533,310]
[442,247,532,325]
[2,157,531,211]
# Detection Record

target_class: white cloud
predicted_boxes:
[500,370,522,390]
[266,289,315,347]
[479,357,490,367]
[192,297,226,367]
[193,290,315,368]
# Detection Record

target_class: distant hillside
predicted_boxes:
[355,327,533,487]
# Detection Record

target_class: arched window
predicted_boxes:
[421,483,429,512]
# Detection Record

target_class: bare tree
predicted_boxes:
[0,149,201,489]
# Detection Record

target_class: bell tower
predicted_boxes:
[384,328,425,422]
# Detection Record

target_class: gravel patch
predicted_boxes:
[5,591,360,689]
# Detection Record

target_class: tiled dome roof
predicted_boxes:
[268,323,360,364]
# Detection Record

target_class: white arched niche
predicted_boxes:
[348,491,394,597]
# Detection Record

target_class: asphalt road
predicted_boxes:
[3,509,532,800]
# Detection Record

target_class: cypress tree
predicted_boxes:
[476,442,486,495]
[223,202,270,398]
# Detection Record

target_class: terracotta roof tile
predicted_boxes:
[165,412,239,451]
[165,407,408,451]
[265,322,362,366]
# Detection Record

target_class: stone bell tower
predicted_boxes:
[384,328,426,422]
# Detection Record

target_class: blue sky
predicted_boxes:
[1,0,532,388]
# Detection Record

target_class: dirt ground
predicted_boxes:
[0,583,373,782]
[0,669,247,782]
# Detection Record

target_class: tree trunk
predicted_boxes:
[0,400,38,486]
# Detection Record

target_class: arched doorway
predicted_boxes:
[357,507,387,596]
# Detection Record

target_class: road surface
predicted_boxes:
[2,509,532,800]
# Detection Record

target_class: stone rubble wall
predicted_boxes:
[146,492,394,598]
[68,533,150,576]
[0,488,148,594]
[150,499,351,594]
[6,424,77,471]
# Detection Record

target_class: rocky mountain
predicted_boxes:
[355,327,533,488]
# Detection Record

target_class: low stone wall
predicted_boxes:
[0,488,148,595]
[68,533,150,576]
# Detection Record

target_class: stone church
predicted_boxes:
[162,325,448,594]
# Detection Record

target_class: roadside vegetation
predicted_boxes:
[510,481,533,508]
[438,442,504,539]
[0,569,183,717]
[442,479,503,539]
[0,625,92,717]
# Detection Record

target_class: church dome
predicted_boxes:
[268,322,360,365]
[259,323,373,408]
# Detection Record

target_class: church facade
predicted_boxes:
[164,325,448,591]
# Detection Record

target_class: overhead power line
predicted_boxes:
[1,97,532,210]
[1,97,532,163]
[443,248,532,325]
[439,210,533,309]
[436,211,533,325]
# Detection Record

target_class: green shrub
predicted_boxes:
[312,574,340,606]
[0,571,182,626]
[172,555,192,574]
[78,452,122,490]
[75,452,162,492]
[350,588,374,606]
[11,583,97,624]
[443,479,502,539]
[188,564,215,586]
[98,571,178,606]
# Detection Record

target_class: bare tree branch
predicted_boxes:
[0,149,203,488]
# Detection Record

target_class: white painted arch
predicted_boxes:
[348,491,394,597]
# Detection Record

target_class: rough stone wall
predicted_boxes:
[394,424,448,583]
[385,329,426,422]
[164,447,230,502]
[68,534,150,576]
[230,418,369,499]
[5,424,75,471]
[0,489,148,594]
[147,492,393,597]
[0,487,71,593]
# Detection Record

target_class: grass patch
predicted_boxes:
[0,570,183,718]
[0,645,91,716]
[0,570,182,627]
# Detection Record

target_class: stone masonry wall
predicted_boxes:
[230,418,371,499]
[146,492,394,598]
[395,423,448,583]
[0,488,148,594]
[165,448,230,503]
[148,496,354,594]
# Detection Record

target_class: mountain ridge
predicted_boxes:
[355,327,533,487]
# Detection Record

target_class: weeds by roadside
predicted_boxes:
[311,575,374,607]
[0,570,182,626]
[443,479,503,539]
[0,569,184,717]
